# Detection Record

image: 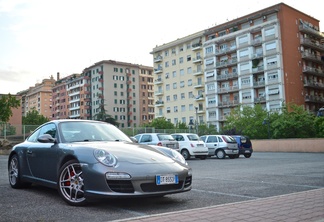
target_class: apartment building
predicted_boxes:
[82,60,153,128]
[18,76,55,119]
[138,65,155,125]
[151,31,206,127]
[52,73,89,120]
[203,3,323,130]
[152,3,323,131]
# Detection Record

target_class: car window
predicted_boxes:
[207,136,217,143]
[27,123,56,142]
[187,134,199,141]
[222,135,236,143]
[218,136,223,142]
[200,136,206,142]
[158,134,174,140]
[141,135,152,142]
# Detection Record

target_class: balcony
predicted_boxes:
[300,38,324,52]
[216,72,238,81]
[253,81,265,88]
[305,95,324,104]
[154,78,163,85]
[299,24,324,39]
[193,69,203,76]
[254,96,266,103]
[218,100,239,107]
[155,100,164,107]
[193,56,202,63]
[155,90,164,96]
[301,52,323,64]
[252,65,264,74]
[194,94,204,101]
[217,85,239,94]
[302,66,324,77]
[252,37,262,46]
[194,82,204,88]
[304,80,324,89]
[192,42,202,51]
[154,67,163,74]
[154,55,163,63]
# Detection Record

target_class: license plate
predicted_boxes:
[166,144,174,148]
[156,174,178,185]
[245,150,251,153]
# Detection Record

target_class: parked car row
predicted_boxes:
[132,133,253,160]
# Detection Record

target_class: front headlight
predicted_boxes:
[94,149,117,167]
[171,149,187,165]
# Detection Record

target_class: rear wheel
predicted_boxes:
[58,160,87,206]
[215,149,226,159]
[8,154,31,188]
[181,149,191,160]
[244,153,252,158]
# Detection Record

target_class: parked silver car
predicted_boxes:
[200,135,239,159]
[133,133,179,152]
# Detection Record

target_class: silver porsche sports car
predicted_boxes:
[8,120,192,206]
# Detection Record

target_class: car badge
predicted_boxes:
[151,157,157,161]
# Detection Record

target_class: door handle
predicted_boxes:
[27,150,32,155]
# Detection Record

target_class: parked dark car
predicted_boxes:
[231,135,253,158]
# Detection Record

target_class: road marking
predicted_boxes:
[191,188,259,199]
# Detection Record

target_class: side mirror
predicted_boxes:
[38,134,57,143]
[130,137,138,143]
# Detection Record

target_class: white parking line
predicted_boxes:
[191,188,259,199]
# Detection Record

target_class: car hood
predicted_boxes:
[69,141,175,164]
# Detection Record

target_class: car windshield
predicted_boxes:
[59,121,132,143]
[187,134,200,141]
[222,135,236,143]
[157,134,175,141]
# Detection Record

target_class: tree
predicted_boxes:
[0,94,20,123]
[222,104,269,139]
[22,109,50,125]
[94,103,119,126]
[271,103,316,138]
[146,117,175,129]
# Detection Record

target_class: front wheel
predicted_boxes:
[8,154,31,188]
[215,149,226,159]
[181,149,191,160]
[58,160,87,206]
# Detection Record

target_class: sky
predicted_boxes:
[0,0,323,94]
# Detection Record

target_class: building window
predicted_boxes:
[179,57,183,64]
[172,71,176,78]
[173,82,177,89]
[180,81,185,88]
[187,55,191,61]
[165,61,169,67]
[174,106,178,112]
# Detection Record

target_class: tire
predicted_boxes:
[244,153,252,158]
[215,149,226,159]
[181,149,191,160]
[58,160,87,206]
[8,154,31,188]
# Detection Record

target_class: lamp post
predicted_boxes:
[262,112,270,139]
[195,106,198,135]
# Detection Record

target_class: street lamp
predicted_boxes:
[262,112,270,139]
[195,106,198,135]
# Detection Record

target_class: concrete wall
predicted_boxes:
[251,138,324,153]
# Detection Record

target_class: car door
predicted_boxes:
[26,123,59,183]
[204,136,219,155]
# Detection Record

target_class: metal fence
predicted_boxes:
[0,123,195,142]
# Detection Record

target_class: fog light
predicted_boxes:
[188,168,193,176]
[106,172,131,180]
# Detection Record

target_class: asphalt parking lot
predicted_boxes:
[0,152,323,222]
